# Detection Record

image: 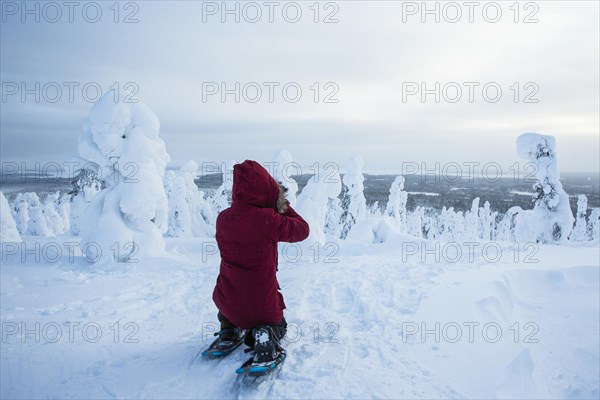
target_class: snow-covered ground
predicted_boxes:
[1,235,598,399]
[1,96,598,399]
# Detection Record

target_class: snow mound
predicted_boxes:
[411,255,599,399]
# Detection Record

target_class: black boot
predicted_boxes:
[252,326,283,363]
[236,326,287,375]
[202,327,246,358]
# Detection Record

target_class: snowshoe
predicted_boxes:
[235,326,286,376]
[201,328,246,358]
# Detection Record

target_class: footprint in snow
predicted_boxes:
[333,286,355,314]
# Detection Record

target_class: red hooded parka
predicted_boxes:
[212,160,310,328]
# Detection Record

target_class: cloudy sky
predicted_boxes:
[1,1,598,174]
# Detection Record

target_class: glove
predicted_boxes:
[276,182,289,214]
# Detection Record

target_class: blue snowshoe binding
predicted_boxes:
[236,326,286,376]
[201,328,246,358]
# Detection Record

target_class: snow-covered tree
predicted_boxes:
[43,192,69,235]
[436,207,464,242]
[58,193,71,234]
[464,197,480,240]
[513,210,536,243]
[479,201,495,240]
[182,161,214,238]
[369,201,381,216]
[212,160,235,215]
[195,190,216,237]
[339,156,367,239]
[11,192,31,235]
[422,213,434,239]
[269,149,299,207]
[69,166,102,235]
[164,170,191,237]
[570,194,588,242]
[9,192,50,236]
[164,160,214,238]
[296,167,342,245]
[496,206,523,242]
[496,206,536,243]
[77,90,170,262]
[26,193,51,236]
[435,207,449,241]
[588,208,600,242]
[407,206,425,238]
[385,176,408,232]
[450,209,465,242]
[516,132,573,244]
[1,191,22,243]
[324,197,342,238]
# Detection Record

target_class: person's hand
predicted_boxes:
[276,182,289,214]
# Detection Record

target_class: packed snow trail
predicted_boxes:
[1,236,598,399]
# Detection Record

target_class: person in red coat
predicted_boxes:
[210,160,310,362]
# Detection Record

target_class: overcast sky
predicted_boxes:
[1,1,598,174]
